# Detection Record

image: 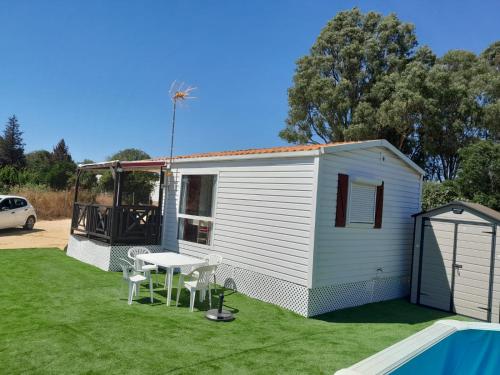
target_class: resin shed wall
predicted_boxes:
[410,202,500,322]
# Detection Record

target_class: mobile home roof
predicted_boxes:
[78,139,425,175]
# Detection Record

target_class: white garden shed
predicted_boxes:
[160,139,425,316]
[410,202,500,322]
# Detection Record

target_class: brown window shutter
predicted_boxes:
[374,182,384,229]
[335,174,349,227]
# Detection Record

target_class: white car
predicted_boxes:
[0,195,37,230]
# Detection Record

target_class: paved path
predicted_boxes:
[0,219,71,249]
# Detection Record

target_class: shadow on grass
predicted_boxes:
[0,228,45,236]
[313,298,454,324]
[159,286,240,313]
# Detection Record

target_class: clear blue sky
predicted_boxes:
[1,1,499,162]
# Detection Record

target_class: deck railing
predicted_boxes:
[71,202,161,245]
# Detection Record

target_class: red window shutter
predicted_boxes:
[335,174,349,227]
[374,182,384,229]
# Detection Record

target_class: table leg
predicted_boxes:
[166,267,174,306]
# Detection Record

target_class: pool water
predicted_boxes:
[391,329,500,374]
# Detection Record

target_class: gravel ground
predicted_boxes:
[0,219,71,249]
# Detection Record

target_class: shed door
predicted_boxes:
[452,224,493,321]
[419,219,455,310]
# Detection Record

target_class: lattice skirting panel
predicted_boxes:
[215,264,310,317]
[307,276,410,317]
[214,264,409,317]
[66,235,163,271]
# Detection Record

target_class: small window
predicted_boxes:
[178,175,216,245]
[179,175,215,217]
[348,183,377,224]
[178,218,213,245]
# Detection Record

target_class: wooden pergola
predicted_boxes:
[70,159,166,245]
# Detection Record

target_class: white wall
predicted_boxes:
[313,146,422,288]
[162,156,317,286]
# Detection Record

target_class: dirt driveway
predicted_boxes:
[0,219,71,250]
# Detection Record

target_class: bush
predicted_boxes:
[456,140,500,210]
[422,180,462,211]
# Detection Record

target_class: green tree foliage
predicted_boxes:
[0,115,25,167]
[99,148,157,205]
[23,141,76,190]
[422,141,500,211]
[480,41,500,141]
[52,139,73,163]
[481,41,500,71]
[25,150,53,186]
[281,8,420,146]
[421,180,461,211]
[78,159,98,190]
[281,9,498,183]
[455,141,500,210]
[0,165,22,191]
[420,50,489,180]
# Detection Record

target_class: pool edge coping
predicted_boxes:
[335,320,500,375]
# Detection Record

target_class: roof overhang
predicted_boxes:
[78,160,165,173]
[321,139,425,176]
[77,139,425,176]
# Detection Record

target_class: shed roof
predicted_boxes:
[413,201,500,223]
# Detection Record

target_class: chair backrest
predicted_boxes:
[118,258,133,280]
[127,247,151,272]
[190,265,218,289]
[204,254,223,266]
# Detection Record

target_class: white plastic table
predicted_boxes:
[136,252,206,306]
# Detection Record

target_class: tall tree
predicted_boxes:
[99,148,157,205]
[480,41,500,141]
[0,115,25,167]
[455,140,500,210]
[280,8,420,147]
[25,150,53,185]
[420,51,489,180]
[52,139,73,163]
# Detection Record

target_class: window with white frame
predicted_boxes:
[348,182,377,224]
[178,175,216,245]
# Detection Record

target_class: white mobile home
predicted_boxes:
[68,139,424,317]
[162,139,424,316]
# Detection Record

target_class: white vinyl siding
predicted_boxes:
[313,147,422,287]
[348,183,376,224]
[162,156,316,286]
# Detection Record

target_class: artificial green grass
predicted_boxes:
[0,249,461,374]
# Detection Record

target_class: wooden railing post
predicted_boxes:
[70,170,81,235]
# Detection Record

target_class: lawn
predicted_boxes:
[0,249,460,374]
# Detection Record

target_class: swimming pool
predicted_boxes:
[336,320,500,375]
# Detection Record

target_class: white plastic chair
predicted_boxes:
[180,253,222,281]
[176,265,218,312]
[204,254,223,285]
[127,247,159,286]
[118,258,153,305]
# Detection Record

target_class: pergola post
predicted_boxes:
[110,163,122,245]
[70,169,82,235]
[158,168,165,209]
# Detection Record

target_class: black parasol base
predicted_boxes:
[205,293,235,322]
